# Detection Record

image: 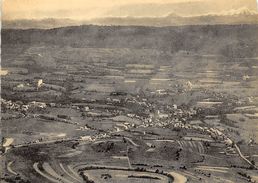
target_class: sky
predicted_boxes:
[2,0,258,20]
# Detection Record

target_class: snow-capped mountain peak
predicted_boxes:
[220,7,258,16]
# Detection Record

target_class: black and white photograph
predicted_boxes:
[1,0,258,182]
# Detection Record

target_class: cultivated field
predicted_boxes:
[1,24,258,183]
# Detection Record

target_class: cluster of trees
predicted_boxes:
[237,172,252,182]
[1,174,31,183]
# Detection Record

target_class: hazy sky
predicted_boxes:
[2,0,257,20]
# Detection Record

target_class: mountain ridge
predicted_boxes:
[3,7,258,29]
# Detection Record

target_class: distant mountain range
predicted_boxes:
[93,7,258,27]
[2,18,83,29]
[3,7,258,29]
[103,0,257,17]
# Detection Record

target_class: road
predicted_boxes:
[234,144,257,169]
[124,137,139,147]
[73,164,188,183]
[7,161,18,175]
[195,166,228,173]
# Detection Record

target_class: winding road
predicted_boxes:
[234,144,257,169]
[7,161,18,175]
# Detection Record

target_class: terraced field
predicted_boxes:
[1,24,258,182]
